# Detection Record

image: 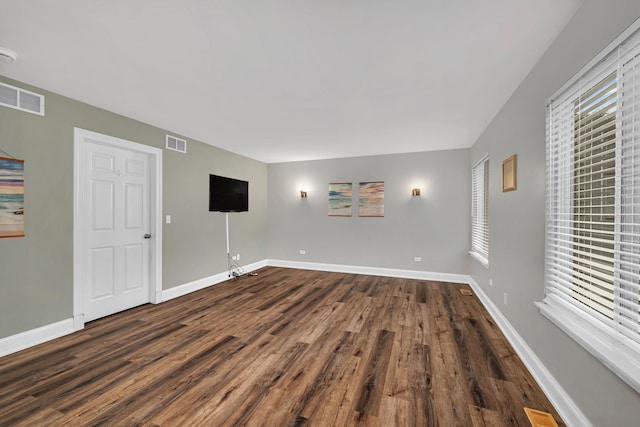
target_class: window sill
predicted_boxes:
[469,251,489,269]
[536,296,640,394]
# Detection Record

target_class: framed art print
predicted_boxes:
[358,181,384,217]
[328,182,352,216]
[502,154,517,192]
[0,157,25,238]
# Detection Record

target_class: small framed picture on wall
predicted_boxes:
[502,154,517,192]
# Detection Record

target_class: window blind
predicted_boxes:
[615,32,640,344]
[471,156,489,260]
[546,27,640,347]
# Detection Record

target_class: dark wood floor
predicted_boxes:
[0,267,563,426]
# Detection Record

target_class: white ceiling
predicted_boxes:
[0,0,581,163]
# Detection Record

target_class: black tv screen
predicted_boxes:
[209,174,249,212]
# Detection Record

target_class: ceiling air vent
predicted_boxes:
[0,82,44,116]
[166,135,187,153]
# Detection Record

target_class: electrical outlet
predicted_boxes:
[503,292,508,305]
[489,279,493,287]
[165,215,171,224]
[236,253,240,261]
[299,249,306,255]
[414,256,422,262]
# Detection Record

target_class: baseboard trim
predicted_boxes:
[162,271,229,302]
[266,259,469,284]
[467,277,590,427]
[162,259,268,302]
[0,318,75,358]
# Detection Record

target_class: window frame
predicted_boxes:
[539,18,640,393]
[470,154,489,268]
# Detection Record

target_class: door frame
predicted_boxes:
[73,128,163,331]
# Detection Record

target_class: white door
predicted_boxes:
[80,138,151,321]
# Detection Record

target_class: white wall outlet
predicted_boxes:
[414,256,422,262]
[236,253,240,261]
[299,249,306,255]
[503,292,508,305]
[165,215,171,224]
[489,279,493,287]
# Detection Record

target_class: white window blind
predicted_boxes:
[543,21,640,392]
[471,156,489,262]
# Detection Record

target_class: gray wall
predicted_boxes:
[268,149,469,274]
[469,1,640,426]
[0,76,268,339]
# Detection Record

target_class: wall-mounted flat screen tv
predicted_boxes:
[209,174,249,212]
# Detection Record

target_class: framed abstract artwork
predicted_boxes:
[0,157,25,238]
[359,181,384,217]
[328,182,352,216]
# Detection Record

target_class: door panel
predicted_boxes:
[91,180,114,230]
[90,247,115,299]
[125,183,143,229]
[91,151,115,172]
[124,244,143,291]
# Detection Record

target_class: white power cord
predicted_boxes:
[228,253,245,278]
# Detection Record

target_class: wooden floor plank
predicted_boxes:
[0,267,565,426]
[147,332,279,426]
[354,329,396,420]
[469,404,506,427]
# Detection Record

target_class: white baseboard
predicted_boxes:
[266,259,469,284]
[162,259,268,302]
[0,318,75,358]
[467,277,590,427]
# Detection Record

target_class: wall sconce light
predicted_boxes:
[412,188,421,196]
[300,190,308,198]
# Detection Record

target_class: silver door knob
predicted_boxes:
[144,234,151,239]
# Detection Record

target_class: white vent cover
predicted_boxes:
[0,82,44,116]
[166,135,187,153]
